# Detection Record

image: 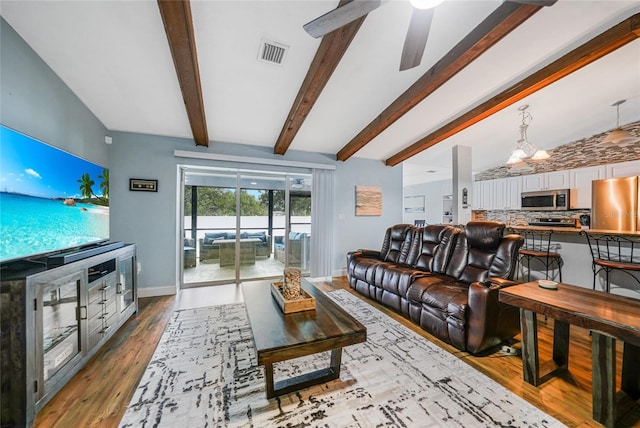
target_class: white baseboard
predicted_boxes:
[332,268,346,278]
[307,276,332,283]
[138,285,177,298]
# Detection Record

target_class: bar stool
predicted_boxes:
[583,232,640,293]
[516,229,563,282]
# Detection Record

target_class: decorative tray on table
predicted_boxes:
[270,281,316,314]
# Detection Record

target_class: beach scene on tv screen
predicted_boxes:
[1,126,109,262]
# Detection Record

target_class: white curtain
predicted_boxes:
[310,168,334,278]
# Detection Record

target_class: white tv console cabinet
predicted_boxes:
[0,243,137,428]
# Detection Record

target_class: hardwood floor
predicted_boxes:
[34,279,640,427]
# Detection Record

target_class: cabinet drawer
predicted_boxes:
[103,282,117,301]
[88,298,107,318]
[88,313,103,336]
[88,282,104,304]
[102,300,117,322]
[88,329,103,350]
[102,310,118,333]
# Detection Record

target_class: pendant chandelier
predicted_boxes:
[598,99,638,147]
[506,105,549,165]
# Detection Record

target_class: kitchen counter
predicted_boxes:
[504,225,640,301]
[507,225,640,237]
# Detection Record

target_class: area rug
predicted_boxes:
[119,289,565,427]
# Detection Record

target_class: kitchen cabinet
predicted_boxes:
[493,177,522,210]
[569,165,606,209]
[506,176,522,210]
[472,180,494,210]
[607,160,640,178]
[472,181,481,210]
[521,173,544,192]
[493,179,505,210]
[522,171,570,192]
[474,177,521,211]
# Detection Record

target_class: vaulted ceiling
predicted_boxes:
[1,1,639,186]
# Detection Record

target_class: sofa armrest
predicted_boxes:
[465,278,521,354]
[346,249,381,267]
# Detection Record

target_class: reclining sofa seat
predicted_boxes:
[346,221,524,354]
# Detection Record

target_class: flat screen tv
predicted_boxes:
[0,125,109,264]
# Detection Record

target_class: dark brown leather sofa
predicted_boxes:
[346,221,524,354]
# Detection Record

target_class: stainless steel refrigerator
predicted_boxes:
[591,176,640,232]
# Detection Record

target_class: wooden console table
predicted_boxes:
[499,281,640,427]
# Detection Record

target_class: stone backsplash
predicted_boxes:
[472,209,590,226]
[474,121,640,181]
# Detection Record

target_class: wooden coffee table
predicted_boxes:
[242,280,366,398]
[499,281,640,428]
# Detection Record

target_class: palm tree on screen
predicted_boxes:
[98,168,109,200]
[78,173,95,200]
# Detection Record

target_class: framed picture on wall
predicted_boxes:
[404,195,425,213]
[129,178,158,192]
[355,185,382,216]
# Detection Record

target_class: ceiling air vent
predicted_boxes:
[258,40,288,65]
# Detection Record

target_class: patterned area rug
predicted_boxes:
[120,289,565,427]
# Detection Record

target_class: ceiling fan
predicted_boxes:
[303,0,556,71]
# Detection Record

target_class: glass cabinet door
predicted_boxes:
[118,254,135,314]
[36,271,84,398]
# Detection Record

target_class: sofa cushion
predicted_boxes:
[411,225,458,273]
[445,221,513,284]
[465,221,504,250]
[203,232,226,245]
[375,265,427,298]
[247,231,267,243]
[380,224,413,264]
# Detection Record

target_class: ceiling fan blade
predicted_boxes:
[303,0,381,38]
[504,0,557,6]
[399,7,434,71]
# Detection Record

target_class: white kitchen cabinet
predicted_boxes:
[493,178,507,210]
[506,176,522,210]
[472,181,482,210]
[472,180,494,210]
[607,160,640,178]
[490,177,522,210]
[569,165,606,209]
[545,170,570,189]
[521,171,569,192]
[521,173,545,192]
[481,180,494,210]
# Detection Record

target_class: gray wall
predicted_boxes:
[334,158,403,276]
[109,132,404,293]
[0,18,107,166]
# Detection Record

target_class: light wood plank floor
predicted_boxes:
[34,278,640,428]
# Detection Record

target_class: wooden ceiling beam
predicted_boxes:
[336,1,551,162]
[274,0,366,155]
[385,12,640,166]
[158,0,208,147]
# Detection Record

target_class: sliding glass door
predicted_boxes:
[181,168,311,287]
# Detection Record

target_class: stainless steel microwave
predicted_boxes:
[521,189,570,211]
